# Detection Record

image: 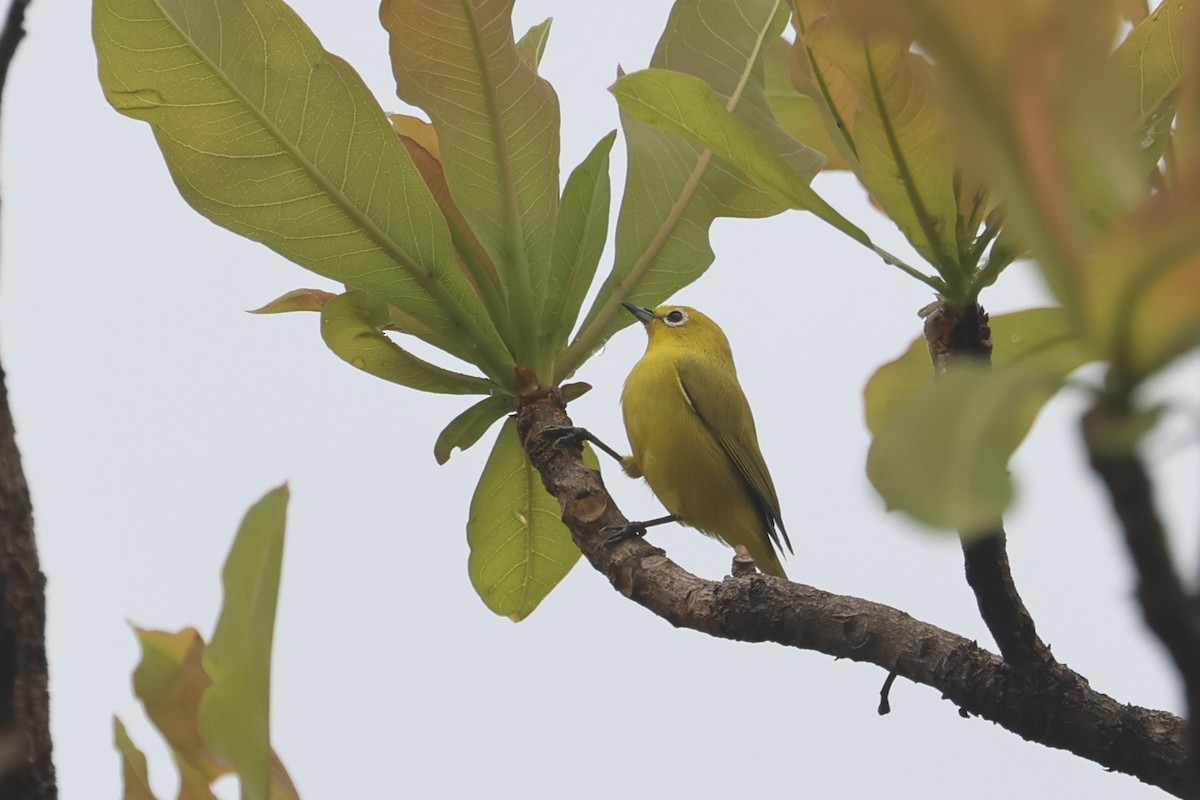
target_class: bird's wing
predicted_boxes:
[675,357,792,554]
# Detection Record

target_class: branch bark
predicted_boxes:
[925,303,1054,671]
[0,2,55,797]
[1085,404,1200,794]
[518,387,1193,798]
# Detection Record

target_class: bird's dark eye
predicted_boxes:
[664,309,688,327]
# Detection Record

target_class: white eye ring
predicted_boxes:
[663,308,688,327]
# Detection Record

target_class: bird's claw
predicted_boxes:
[603,522,647,546]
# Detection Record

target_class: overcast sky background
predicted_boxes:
[3,0,1197,797]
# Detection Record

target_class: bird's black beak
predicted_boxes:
[622,301,656,325]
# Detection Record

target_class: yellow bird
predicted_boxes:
[618,302,792,578]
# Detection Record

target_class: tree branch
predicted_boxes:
[0,2,54,797]
[519,387,1193,798]
[1085,404,1200,793]
[924,303,1054,671]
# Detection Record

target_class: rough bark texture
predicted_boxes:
[518,387,1193,798]
[924,303,1055,671]
[0,2,55,797]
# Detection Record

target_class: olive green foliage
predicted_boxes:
[94,0,818,618]
[96,0,1200,793]
[96,0,1200,600]
[615,0,1199,533]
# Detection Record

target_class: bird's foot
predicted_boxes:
[602,522,649,546]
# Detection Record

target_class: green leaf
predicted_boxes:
[516,17,553,70]
[1114,1,1198,171]
[467,419,594,620]
[867,2,1147,311]
[806,14,962,277]
[864,307,1091,435]
[321,291,496,395]
[610,69,848,234]
[381,0,561,373]
[114,718,160,800]
[864,308,1092,534]
[867,364,1061,535]
[564,0,800,378]
[199,485,290,800]
[94,0,511,384]
[435,395,513,465]
[543,131,616,366]
[1081,186,1200,385]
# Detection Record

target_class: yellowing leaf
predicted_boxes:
[1082,182,1200,381]
[131,627,226,799]
[807,13,961,274]
[853,0,1146,309]
[467,419,594,620]
[248,289,337,315]
[765,36,849,170]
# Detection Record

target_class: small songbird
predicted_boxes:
[619,302,792,578]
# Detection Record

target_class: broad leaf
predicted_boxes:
[864,308,1091,534]
[467,419,595,620]
[94,0,510,384]
[381,0,561,369]
[544,131,616,369]
[610,69,850,237]
[1114,1,1198,171]
[565,0,799,376]
[865,307,1091,435]
[321,291,495,395]
[1081,185,1200,382]
[806,12,961,275]
[852,1,1146,311]
[867,364,1062,535]
[200,485,292,800]
[114,717,160,800]
[435,394,513,465]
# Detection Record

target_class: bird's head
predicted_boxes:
[622,302,733,358]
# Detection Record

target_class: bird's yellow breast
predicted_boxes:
[621,350,764,548]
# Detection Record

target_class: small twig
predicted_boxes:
[878,669,898,716]
[924,303,1054,671]
[0,0,29,109]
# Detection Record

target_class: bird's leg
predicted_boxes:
[604,514,679,545]
[542,425,626,464]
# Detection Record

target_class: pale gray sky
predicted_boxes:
[5,0,1196,797]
